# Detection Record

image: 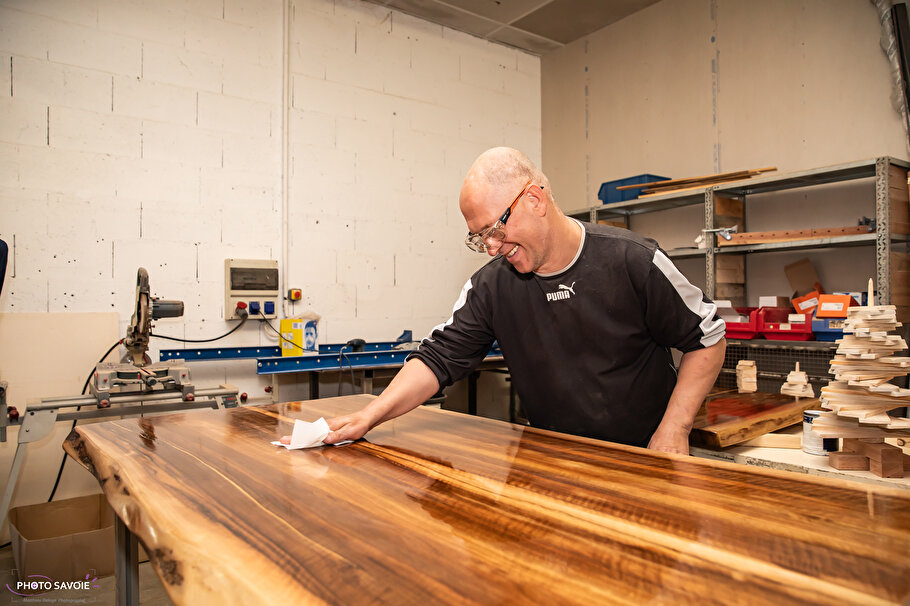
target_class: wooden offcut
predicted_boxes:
[689,392,818,448]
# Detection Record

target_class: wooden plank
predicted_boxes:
[616,167,776,191]
[738,432,801,448]
[690,392,818,448]
[64,395,910,606]
[718,226,873,247]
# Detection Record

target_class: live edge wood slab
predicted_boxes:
[64,395,910,605]
[690,392,819,448]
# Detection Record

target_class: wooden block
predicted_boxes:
[597,219,627,229]
[716,283,745,299]
[716,268,744,284]
[904,453,910,471]
[862,442,903,463]
[716,255,744,271]
[828,452,870,471]
[843,437,882,453]
[714,195,744,219]
[870,456,904,478]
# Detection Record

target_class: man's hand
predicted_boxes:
[279,358,440,446]
[323,412,373,444]
[647,339,726,456]
[647,424,691,455]
[278,411,375,445]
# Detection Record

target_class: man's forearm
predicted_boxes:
[364,358,441,425]
[324,358,440,443]
[649,339,726,453]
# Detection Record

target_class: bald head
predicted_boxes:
[459,147,553,221]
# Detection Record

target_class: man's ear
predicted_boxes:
[527,184,548,216]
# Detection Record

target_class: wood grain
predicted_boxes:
[690,392,818,448]
[64,395,910,605]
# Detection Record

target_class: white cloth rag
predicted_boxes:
[271,418,352,449]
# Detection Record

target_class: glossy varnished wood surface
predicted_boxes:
[65,395,910,605]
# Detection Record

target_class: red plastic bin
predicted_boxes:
[758,307,814,341]
[723,307,759,339]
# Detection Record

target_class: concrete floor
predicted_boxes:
[0,543,174,605]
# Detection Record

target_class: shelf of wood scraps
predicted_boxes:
[715,232,910,254]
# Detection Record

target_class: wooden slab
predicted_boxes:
[64,395,910,605]
[690,392,819,448]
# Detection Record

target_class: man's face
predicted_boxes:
[461,181,543,274]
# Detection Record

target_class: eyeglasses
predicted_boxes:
[465,180,533,253]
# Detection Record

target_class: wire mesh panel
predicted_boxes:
[717,340,837,395]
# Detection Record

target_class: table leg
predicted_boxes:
[363,369,373,395]
[468,371,479,415]
[309,372,320,400]
[115,515,139,606]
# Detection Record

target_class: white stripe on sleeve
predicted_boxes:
[652,250,725,347]
[424,278,473,342]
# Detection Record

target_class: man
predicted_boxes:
[318,147,725,454]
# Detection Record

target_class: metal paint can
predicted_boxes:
[802,410,838,455]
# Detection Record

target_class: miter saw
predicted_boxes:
[0,268,239,520]
[89,267,195,407]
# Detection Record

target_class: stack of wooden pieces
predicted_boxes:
[614,167,777,197]
[828,438,910,477]
[779,362,814,398]
[736,360,757,393]
[817,279,910,477]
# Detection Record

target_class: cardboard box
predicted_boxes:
[9,494,114,582]
[792,290,821,315]
[815,294,857,318]
[784,258,823,296]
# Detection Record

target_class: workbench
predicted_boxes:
[65,395,910,605]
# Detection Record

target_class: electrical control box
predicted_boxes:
[224,259,279,320]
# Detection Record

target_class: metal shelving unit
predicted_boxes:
[568,156,910,305]
[568,157,910,388]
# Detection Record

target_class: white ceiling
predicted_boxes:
[362,0,662,55]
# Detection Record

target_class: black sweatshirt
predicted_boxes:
[409,221,725,447]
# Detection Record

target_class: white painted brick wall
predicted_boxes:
[50,107,141,157]
[47,21,141,77]
[96,0,185,47]
[197,92,274,136]
[141,120,222,167]
[0,97,46,146]
[0,7,51,60]
[113,77,196,125]
[12,57,113,114]
[142,41,223,93]
[0,0,541,402]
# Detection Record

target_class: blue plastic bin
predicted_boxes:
[812,317,845,341]
[598,174,669,204]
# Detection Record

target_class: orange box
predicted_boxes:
[792,290,821,315]
[815,294,856,318]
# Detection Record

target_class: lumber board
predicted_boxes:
[689,392,818,448]
[64,395,910,605]
[617,167,777,192]
[717,226,874,247]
